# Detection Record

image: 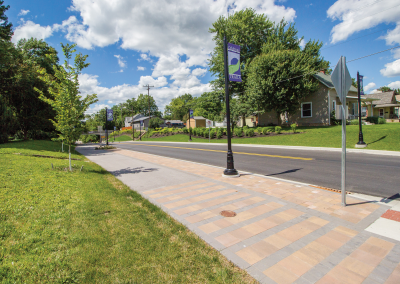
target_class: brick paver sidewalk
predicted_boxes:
[79,146,400,284]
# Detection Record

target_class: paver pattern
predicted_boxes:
[83,147,400,284]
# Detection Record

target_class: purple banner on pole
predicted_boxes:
[359,75,364,95]
[228,43,242,82]
[106,109,113,121]
[189,109,194,119]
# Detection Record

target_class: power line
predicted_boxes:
[321,27,390,51]
[347,45,400,62]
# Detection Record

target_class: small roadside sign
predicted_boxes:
[331,57,352,104]
[207,120,212,127]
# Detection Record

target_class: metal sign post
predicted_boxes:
[356,72,366,148]
[331,56,352,207]
[106,108,113,146]
[189,109,193,141]
[207,120,212,142]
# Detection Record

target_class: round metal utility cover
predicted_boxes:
[220,210,237,217]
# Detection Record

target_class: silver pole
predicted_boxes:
[341,56,347,207]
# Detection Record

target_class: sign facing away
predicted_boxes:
[228,43,242,82]
[331,56,352,104]
[106,109,113,121]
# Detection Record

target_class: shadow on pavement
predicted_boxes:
[110,167,159,177]
[266,168,302,176]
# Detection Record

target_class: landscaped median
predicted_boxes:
[141,124,400,152]
[0,140,256,283]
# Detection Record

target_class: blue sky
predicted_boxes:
[7,0,400,114]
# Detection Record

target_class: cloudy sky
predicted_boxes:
[8,0,400,114]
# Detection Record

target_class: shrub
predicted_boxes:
[349,119,358,125]
[210,129,215,139]
[366,116,379,124]
[256,127,263,134]
[275,126,282,134]
[80,134,99,143]
[183,128,188,134]
[162,128,169,135]
[149,117,164,128]
[267,127,275,133]
[262,127,269,135]
[203,129,209,138]
[246,128,255,137]
[217,128,223,139]
[243,125,249,130]
[234,128,243,137]
[290,123,297,133]
[378,117,386,124]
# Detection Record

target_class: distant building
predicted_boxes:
[164,120,185,128]
[124,114,145,127]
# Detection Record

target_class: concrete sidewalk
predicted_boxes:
[76,145,400,284]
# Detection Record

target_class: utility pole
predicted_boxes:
[143,84,154,117]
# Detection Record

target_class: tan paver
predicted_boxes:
[111,149,400,284]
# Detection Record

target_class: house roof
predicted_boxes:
[192,116,206,120]
[373,103,400,108]
[313,72,358,93]
[132,116,151,123]
[364,91,396,106]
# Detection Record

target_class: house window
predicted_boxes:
[301,102,312,118]
[379,109,384,117]
[362,107,367,117]
[332,100,336,113]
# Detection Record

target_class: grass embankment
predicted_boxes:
[112,134,133,142]
[141,124,400,151]
[0,140,255,283]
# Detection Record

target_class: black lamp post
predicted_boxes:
[105,107,109,146]
[356,71,366,147]
[223,35,239,177]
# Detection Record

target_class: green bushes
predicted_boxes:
[80,134,99,143]
[291,123,297,133]
[256,127,263,135]
[234,128,243,137]
[245,128,254,137]
[275,126,282,134]
[349,119,359,125]
[366,116,387,124]
[378,117,387,124]
[262,127,269,135]
[209,129,215,139]
[183,128,188,134]
[216,128,223,139]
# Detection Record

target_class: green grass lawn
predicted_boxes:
[141,124,400,151]
[0,140,255,283]
[112,134,133,142]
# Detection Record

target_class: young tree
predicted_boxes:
[164,93,193,120]
[378,86,392,92]
[36,43,98,171]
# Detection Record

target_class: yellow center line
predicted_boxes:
[117,142,313,161]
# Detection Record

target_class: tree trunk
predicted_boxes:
[69,145,72,171]
[277,113,281,126]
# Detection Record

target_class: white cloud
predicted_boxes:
[327,0,400,44]
[388,81,400,89]
[80,72,212,114]
[114,55,126,68]
[192,68,207,77]
[67,0,295,64]
[138,54,152,62]
[12,20,53,43]
[380,59,400,77]
[137,66,146,71]
[18,10,30,16]
[364,82,376,92]
[85,103,111,115]
[370,89,380,94]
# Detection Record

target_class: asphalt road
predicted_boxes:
[111,141,400,199]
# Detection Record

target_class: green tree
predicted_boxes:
[36,43,98,171]
[10,38,59,140]
[136,93,160,117]
[378,86,392,92]
[0,0,15,142]
[192,91,223,121]
[149,117,164,129]
[246,39,328,124]
[164,93,193,120]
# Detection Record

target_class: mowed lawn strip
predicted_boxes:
[141,124,400,152]
[0,141,256,283]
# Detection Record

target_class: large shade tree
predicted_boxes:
[164,93,193,121]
